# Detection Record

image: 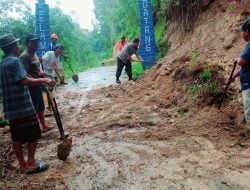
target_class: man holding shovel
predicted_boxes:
[116,38,143,84]
[231,19,250,157]
[0,33,56,173]
[20,34,53,133]
[47,33,68,85]
[41,44,66,83]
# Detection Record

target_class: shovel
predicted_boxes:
[67,62,79,83]
[42,85,72,161]
[218,61,237,109]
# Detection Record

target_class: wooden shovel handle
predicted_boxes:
[218,62,237,109]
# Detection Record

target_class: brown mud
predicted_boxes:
[0,64,249,190]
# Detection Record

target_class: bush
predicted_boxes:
[132,62,144,80]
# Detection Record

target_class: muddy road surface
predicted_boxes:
[1,65,250,190]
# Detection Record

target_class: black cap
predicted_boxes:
[25,34,40,43]
[241,19,250,31]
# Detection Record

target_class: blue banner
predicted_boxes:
[138,0,157,67]
[35,2,50,57]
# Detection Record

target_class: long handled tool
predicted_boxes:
[67,62,79,83]
[218,62,237,109]
[43,86,67,139]
[42,85,72,160]
[62,54,78,83]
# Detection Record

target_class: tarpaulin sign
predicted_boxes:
[138,0,157,67]
[35,0,50,57]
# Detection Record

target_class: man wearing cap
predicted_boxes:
[0,33,55,173]
[20,34,53,133]
[231,19,250,157]
[48,33,58,51]
[45,33,67,84]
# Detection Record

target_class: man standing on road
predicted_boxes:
[47,33,67,84]
[118,35,128,52]
[116,38,143,84]
[48,33,58,51]
[20,34,53,133]
[0,33,55,173]
[231,19,250,157]
[42,44,66,84]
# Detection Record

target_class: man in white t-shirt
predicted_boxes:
[42,44,67,84]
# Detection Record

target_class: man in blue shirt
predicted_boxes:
[0,33,55,173]
[232,19,250,157]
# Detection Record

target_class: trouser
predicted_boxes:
[116,57,132,80]
[242,89,250,129]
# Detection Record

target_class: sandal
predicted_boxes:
[26,161,49,174]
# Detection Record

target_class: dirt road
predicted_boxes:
[67,66,127,91]
[1,65,250,190]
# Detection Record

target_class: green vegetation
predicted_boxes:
[0,0,206,79]
[226,3,235,13]
[191,50,200,63]
[155,24,171,59]
[0,0,97,78]
[132,62,144,80]
[152,0,170,59]
[177,107,188,115]
[62,99,70,106]
[0,118,9,127]
[189,67,220,98]
[190,50,200,71]
[93,0,140,61]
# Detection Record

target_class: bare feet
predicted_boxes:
[27,161,36,170]
[63,158,74,163]
[240,147,250,158]
[17,163,28,173]
[41,125,54,133]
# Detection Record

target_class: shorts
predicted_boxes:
[242,89,250,126]
[9,114,41,144]
[29,86,45,113]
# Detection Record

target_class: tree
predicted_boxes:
[92,0,140,60]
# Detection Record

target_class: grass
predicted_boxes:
[190,50,200,72]
[189,66,221,99]
[132,62,145,80]
[177,107,188,115]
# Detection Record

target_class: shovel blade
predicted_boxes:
[57,137,72,161]
[72,74,79,83]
